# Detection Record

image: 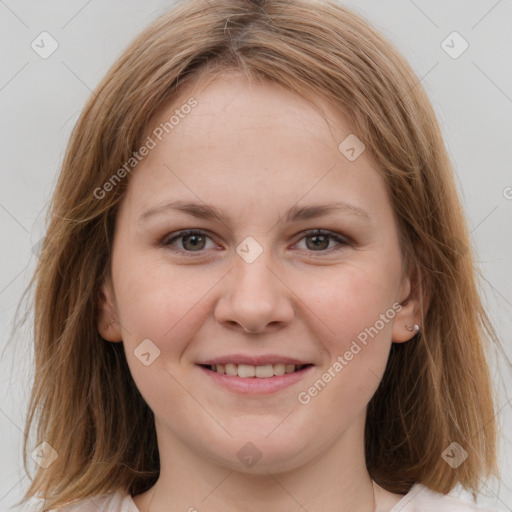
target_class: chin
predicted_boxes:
[203,436,316,475]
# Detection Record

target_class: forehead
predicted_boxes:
[119,75,391,226]
[170,74,351,147]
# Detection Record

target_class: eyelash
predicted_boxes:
[161,229,350,257]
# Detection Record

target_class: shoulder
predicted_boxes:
[391,483,505,512]
[23,490,137,512]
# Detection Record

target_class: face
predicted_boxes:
[99,74,418,474]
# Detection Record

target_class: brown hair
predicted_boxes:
[18,0,501,509]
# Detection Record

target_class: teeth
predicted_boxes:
[238,364,255,378]
[255,365,273,378]
[273,363,285,376]
[225,363,237,376]
[210,363,306,378]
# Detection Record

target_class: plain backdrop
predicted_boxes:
[0,1,511,511]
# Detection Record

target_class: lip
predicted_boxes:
[197,363,314,395]
[198,354,311,366]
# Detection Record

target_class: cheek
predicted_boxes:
[111,260,216,413]
[294,261,398,401]
[295,259,399,344]
[113,248,211,334]
[112,253,225,395]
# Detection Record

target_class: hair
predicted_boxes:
[18,0,501,510]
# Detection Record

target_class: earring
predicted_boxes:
[406,324,420,333]
[105,317,115,330]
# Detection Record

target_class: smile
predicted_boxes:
[197,362,314,395]
[201,363,311,378]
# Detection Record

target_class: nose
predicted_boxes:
[213,246,296,334]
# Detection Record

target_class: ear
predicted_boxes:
[392,263,429,344]
[97,276,123,342]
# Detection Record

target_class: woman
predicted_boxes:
[19,0,504,510]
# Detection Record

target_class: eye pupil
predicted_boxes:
[306,235,329,250]
[183,234,205,251]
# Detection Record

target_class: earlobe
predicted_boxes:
[391,268,426,343]
[392,311,421,343]
[97,279,123,342]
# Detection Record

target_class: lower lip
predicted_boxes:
[198,365,314,395]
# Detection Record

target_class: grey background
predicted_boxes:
[0,0,511,510]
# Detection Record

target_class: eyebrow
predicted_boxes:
[138,200,372,225]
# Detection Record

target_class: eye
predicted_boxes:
[294,229,349,253]
[162,229,218,253]
[161,228,349,256]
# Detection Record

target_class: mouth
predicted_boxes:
[199,363,312,378]
[197,359,315,395]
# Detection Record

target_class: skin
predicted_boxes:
[99,74,422,512]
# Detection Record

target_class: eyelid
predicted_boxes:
[161,229,219,249]
[161,228,350,256]
[293,229,350,255]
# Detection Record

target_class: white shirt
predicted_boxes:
[37,483,504,512]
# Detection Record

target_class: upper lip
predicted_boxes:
[198,354,313,366]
